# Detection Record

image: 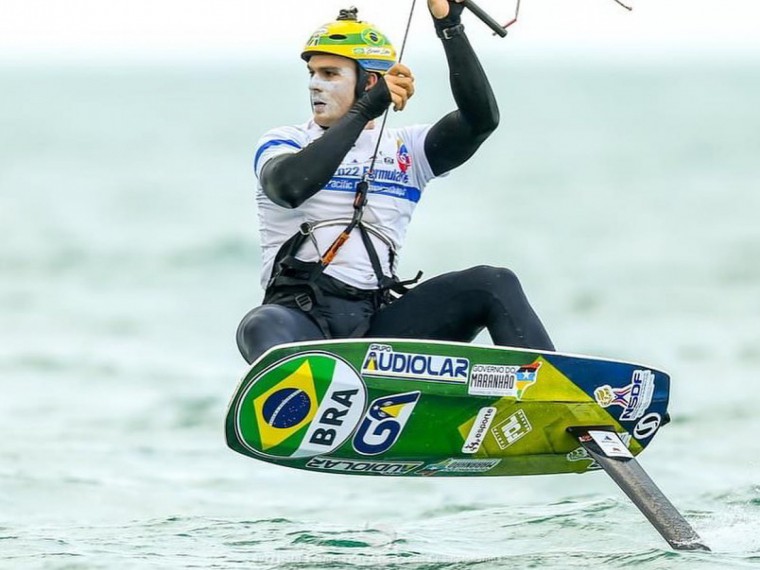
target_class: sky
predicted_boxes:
[1,0,759,62]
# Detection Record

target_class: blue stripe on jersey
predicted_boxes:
[254,139,302,172]
[323,177,421,203]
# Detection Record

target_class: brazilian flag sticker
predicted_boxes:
[361,28,387,47]
[235,353,367,459]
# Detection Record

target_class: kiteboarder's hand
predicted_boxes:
[385,63,415,112]
[428,0,465,20]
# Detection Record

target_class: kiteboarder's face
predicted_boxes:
[308,55,362,127]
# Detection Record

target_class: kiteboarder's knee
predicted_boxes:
[463,265,523,295]
[236,304,324,364]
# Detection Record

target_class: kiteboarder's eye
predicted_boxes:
[317,68,343,79]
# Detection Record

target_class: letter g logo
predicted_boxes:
[353,391,420,456]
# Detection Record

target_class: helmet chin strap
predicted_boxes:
[354,64,371,100]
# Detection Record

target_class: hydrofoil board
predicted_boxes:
[225,339,669,478]
[225,339,708,551]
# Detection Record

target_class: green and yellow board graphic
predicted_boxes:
[234,352,366,459]
[226,340,670,476]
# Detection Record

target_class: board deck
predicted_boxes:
[225,339,670,478]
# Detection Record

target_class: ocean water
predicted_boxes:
[1,56,759,568]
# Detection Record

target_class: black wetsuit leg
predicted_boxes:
[236,304,324,364]
[365,265,554,350]
[236,295,377,364]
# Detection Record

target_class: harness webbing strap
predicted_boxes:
[357,224,421,296]
[264,220,421,319]
[359,225,391,287]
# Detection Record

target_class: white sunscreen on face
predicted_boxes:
[309,68,353,96]
[308,65,357,124]
[309,75,333,93]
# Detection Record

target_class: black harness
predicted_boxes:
[264,220,421,338]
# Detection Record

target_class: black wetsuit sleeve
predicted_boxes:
[424,8,500,177]
[260,79,392,209]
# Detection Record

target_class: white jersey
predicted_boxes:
[254,119,437,290]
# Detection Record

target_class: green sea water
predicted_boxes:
[1,56,759,568]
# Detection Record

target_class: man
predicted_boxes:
[237,0,554,364]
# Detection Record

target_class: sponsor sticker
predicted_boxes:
[396,140,412,173]
[594,369,655,421]
[353,391,420,455]
[305,457,422,475]
[468,363,540,398]
[236,353,366,459]
[634,413,662,440]
[351,47,393,56]
[490,409,532,450]
[307,27,329,47]
[361,28,387,46]
[588,430,633,459]
[461,407,497,454]
[567,446,603,471]
[362,344,469,383]
[418,458,501,476]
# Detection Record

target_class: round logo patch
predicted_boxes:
[633,413,661,440]
[235,353,367,459]
[361,28,386,46]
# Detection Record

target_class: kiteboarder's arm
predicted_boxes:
[424,0,500,176]
[260,79,392,209]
